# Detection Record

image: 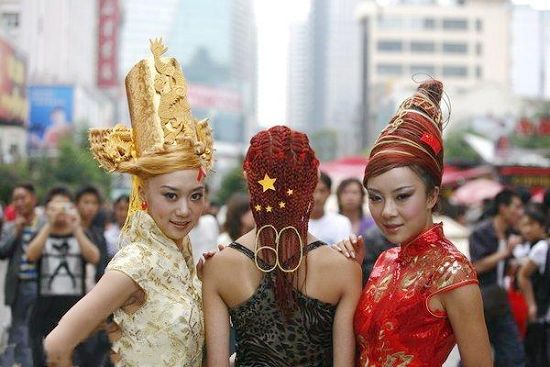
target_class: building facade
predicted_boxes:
[357,0,511,144]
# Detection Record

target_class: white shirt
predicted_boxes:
[189,214,220,265]
[528,239,549,275]
[309,212,352,245]
[528,239,549,320]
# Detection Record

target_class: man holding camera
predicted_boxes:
[0,183,44,367]
[25,186,99,366]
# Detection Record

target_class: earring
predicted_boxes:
[141,201,148,210]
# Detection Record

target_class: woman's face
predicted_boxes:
[366,166,438,244]
[114,200,129,227]
[142,169,205,244]
[340,182,364,212]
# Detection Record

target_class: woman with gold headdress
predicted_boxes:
[43,39,213,367]
[202,125,362,366]
[333,80,493,366]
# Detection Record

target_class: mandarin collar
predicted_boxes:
[398,223,444,262]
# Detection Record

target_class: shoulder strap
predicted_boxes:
[281,241,326,268]
[228,242,271,271]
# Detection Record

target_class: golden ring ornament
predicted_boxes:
[254,225,304,273]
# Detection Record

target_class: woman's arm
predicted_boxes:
[202,257,231,367]
[518,260,538,321]
[332,260,362,367]
[44,270,140,366]
[26,223,51,262]
[441,284,492,367]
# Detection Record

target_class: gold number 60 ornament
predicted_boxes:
[254,224,304,273]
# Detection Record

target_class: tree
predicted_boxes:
[215,164,247,205]
[0,131,111,204]
[444,129,481,165]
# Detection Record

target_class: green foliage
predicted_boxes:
[509,134,550,150]
[0,132,111,204]
[215,164,247,205]
[443,129,481,164]
[310,129,338,161]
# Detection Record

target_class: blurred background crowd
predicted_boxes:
[0,0,549,366]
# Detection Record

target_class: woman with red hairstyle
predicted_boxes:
[336,80,492,366]
[202,125,362,366]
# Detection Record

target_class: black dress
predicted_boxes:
[228,241,336,367]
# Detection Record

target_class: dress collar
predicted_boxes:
[123,211,187,255]
[399,223,444,262]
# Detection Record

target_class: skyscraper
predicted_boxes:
[287,0,362,157]
[169,0,257,144]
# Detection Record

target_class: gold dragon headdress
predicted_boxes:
[89,39,214,220]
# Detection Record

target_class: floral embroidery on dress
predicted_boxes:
[107,211,204,367]
[354,224,478,367]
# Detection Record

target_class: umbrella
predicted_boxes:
[451,178,503,206]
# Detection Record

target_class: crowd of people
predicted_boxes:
[0,39,548,367]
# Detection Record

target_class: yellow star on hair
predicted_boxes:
[286,189,293,196]
[265,205,273,212]
[278,201,286,208]
[255,204,262,212]
[258,174,276,192]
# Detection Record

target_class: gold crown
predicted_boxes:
[89,38,214,174]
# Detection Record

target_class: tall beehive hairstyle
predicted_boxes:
[364,79,445,187]
[89,39,214,221]
[243,125,319,317]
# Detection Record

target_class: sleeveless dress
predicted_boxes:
[228,241,336,367]
[354,224,478,367]
[106,211,204,366]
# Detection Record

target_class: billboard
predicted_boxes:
[28,86,74,150]
[0,35,27,126]
[97,0,120,88]
[188,84,245,143]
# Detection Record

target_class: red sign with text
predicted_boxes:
[97,0,120,88]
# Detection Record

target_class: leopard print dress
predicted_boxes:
[228,241,336,367]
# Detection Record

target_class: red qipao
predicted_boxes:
[353,224,478,366]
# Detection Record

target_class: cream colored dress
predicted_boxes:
[107,211,204,367]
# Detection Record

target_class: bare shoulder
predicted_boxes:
[440,283,482,316]
[310,245,362,279]
[202,245,249,281]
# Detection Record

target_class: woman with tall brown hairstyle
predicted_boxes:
[336,80,493,366]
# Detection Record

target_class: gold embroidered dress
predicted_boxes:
[107,211,203,366]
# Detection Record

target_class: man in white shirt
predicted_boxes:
[309,171,352,245]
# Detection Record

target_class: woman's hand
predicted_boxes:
[197,244,226,280]
[331,234,365,265]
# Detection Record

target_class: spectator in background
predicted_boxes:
[217,192,254,246]
[104,194,130,260]
[469,189,526,366]
[309,171,352,245]
[360,227,396,284]
[189,184,220,264]
[75,185,108,283]
[208,199,221,218]
[336,178,374,236]
[517,207,549,367]
[0,183,44,367]
[335,177,393,284]
[75,186,111,365]
[26,186,100,366]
